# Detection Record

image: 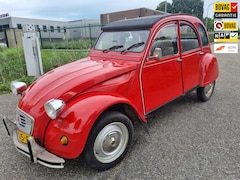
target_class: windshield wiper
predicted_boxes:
[102,45,124,53]
[120,42,145,54]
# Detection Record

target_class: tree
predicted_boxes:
[161,0,204,20]
[156,1,172,13]
[172,0,204,20]
[203,17,214,31]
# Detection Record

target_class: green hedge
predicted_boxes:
[0,47,88,94]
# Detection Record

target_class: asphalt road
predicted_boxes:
[1,42,240,180]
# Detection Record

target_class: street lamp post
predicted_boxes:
[206,3,214,31]
[165,0,167,13]
[206,2,214,31]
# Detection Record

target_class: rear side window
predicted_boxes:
[198,24,209,46]
[180,24,200,52]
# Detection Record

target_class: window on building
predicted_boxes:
[35,25,40,31]
[17,24,22,29]
[50,26,54,32]
[3,24,9,29]
[0,24,9,32]
[57,26,61,33]
[43,25,47,32]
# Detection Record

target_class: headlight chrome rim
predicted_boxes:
[44,99,65,119]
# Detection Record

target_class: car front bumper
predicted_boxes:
[3,116,65,169]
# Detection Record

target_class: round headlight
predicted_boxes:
[44,99,65,119]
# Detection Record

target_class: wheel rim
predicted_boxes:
[204,82,214,98]
[94,122,129,163]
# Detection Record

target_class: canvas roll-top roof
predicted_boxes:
[102,14,171,31]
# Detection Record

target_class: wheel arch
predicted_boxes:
[200,53,219,87]
[44,93,146,159]
[104,103,141,124]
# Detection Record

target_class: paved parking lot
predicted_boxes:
[0,42,240,179]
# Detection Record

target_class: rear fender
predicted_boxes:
[44,93,144,159]
[200,53,219,87]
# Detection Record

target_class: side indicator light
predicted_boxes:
[60,135,68,146]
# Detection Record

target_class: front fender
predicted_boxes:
[200,53,219,86]
[44,93,142,159]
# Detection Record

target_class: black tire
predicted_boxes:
[84,111,134,171]
[197,81,215,102]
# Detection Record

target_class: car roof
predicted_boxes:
[102,14,171,31]
[101,14,198,31]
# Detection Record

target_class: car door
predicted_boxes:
[179,22,201,92]
[141,22,183,114]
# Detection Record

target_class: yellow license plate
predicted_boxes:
[17,130,32,144]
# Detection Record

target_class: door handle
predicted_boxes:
[176,58,182,62]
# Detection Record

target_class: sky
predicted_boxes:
[0,0,225,21]
[0,0,160,20]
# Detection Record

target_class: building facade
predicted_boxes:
[67,19,101,40]
[0,14,100,44]
[0,8,166,44]
[100,8,166,25]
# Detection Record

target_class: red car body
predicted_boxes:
[4,14,219,170]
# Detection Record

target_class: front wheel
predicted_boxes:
[84,111,134,171]
[197,81,215,102]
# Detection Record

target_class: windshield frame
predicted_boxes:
[94,30,150,53]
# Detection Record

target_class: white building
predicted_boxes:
[0,13,100,43]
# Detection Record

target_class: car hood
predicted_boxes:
[18,57,137,114]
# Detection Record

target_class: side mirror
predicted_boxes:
[153,48,162,59]
[149,48,162,60]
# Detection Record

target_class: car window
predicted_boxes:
[180,24,200,52]
[150,24,178,57]
[95,30,150,52]
[198,24,209,46]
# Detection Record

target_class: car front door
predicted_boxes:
[141,22,183,114]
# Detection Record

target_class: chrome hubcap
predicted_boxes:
[94,122,129,163]
[103,132,121,152]
[204,83,214,97]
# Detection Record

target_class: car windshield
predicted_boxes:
[95,30,150,53]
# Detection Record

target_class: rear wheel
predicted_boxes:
[197,81,215,102]
[84,111,134,171]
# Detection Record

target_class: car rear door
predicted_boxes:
[141,21,183,114]
[179,22,202,92]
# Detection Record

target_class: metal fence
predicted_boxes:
[37,23,102,50]
[2,23,103,50]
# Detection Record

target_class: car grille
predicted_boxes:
[16,108,34,135]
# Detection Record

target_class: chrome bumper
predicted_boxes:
[3,117,65,169]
